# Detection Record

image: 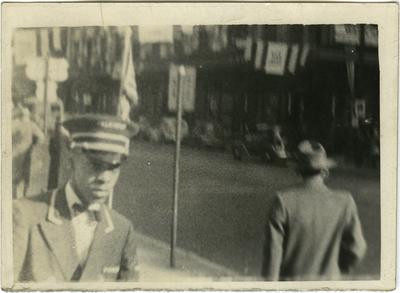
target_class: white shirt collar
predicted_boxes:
[65,181,83,215]
[65,182,115,234]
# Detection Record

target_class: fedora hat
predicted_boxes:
[296,140,336,172]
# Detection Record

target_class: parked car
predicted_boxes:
[231,123,288,164]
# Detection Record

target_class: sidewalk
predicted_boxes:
[135,232,379,282]
[135,232,240,282]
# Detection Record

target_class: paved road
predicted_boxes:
[113,141,380,279]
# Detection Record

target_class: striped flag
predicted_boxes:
[119,27,139,120]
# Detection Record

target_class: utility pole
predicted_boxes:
[43,54,50,136]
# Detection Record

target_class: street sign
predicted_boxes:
[168,64,196,112]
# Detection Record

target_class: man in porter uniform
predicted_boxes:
[262,140,367,281]
[13,114,139,282]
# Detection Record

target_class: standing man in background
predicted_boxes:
[12,104,45,198]
[13,114,140,282]
[262,140,367,281]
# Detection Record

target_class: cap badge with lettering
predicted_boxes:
[62,114,139,160]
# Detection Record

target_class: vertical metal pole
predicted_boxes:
[43,55,49,136]
[170,65,185,268]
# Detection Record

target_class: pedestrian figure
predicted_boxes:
[13,114,140,282]
[12,105,45,198]
[262,140,367,281]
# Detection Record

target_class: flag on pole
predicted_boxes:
[119,27,139,120]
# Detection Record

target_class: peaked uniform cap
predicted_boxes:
[63,114,139,156]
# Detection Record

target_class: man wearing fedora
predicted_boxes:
[13,114,140,282]
[262,140,367,281]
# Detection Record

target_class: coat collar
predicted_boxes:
[41,187,116,281]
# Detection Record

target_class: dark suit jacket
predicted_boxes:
[13,188,139,282]
[262,184,367,281]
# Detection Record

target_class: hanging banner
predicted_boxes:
[265,42,288,76]
[288,44,300,74]
[300,43,310,67]
[209,26,225,52]
[191,26,200,51]
[244,37,252,61]
[138,26,173,43]
[334,25,360,45]
[181,25,194,35]
[160,43,169,59]
[168,64,196,112]
[254,40,264,69]
[365,25,378,47]
[13,29,37,65]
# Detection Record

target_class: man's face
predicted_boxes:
[70,149,121,206]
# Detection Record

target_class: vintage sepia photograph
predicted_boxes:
[1,2,398,291]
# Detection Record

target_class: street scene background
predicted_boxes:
[114,141,380,279]
[11,24,380,280]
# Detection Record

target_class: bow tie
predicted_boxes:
[72,203,101,221]
[72,203,89,216]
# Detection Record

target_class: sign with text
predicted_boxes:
[265,42,288,76]
[168,64,196,112]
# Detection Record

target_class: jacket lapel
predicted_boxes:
[80,205,115,281]
[39,188,80,281]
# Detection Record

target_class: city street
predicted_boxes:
[10,20,388,286]
[113,140,380,279]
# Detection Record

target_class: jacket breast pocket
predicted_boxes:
[102,266,120,281]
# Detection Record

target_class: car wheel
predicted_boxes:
[232,147,242,160]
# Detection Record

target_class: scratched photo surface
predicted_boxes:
[2,3,397,291]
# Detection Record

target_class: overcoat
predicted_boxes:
[262,184,367,281]
[13,187,139,282]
